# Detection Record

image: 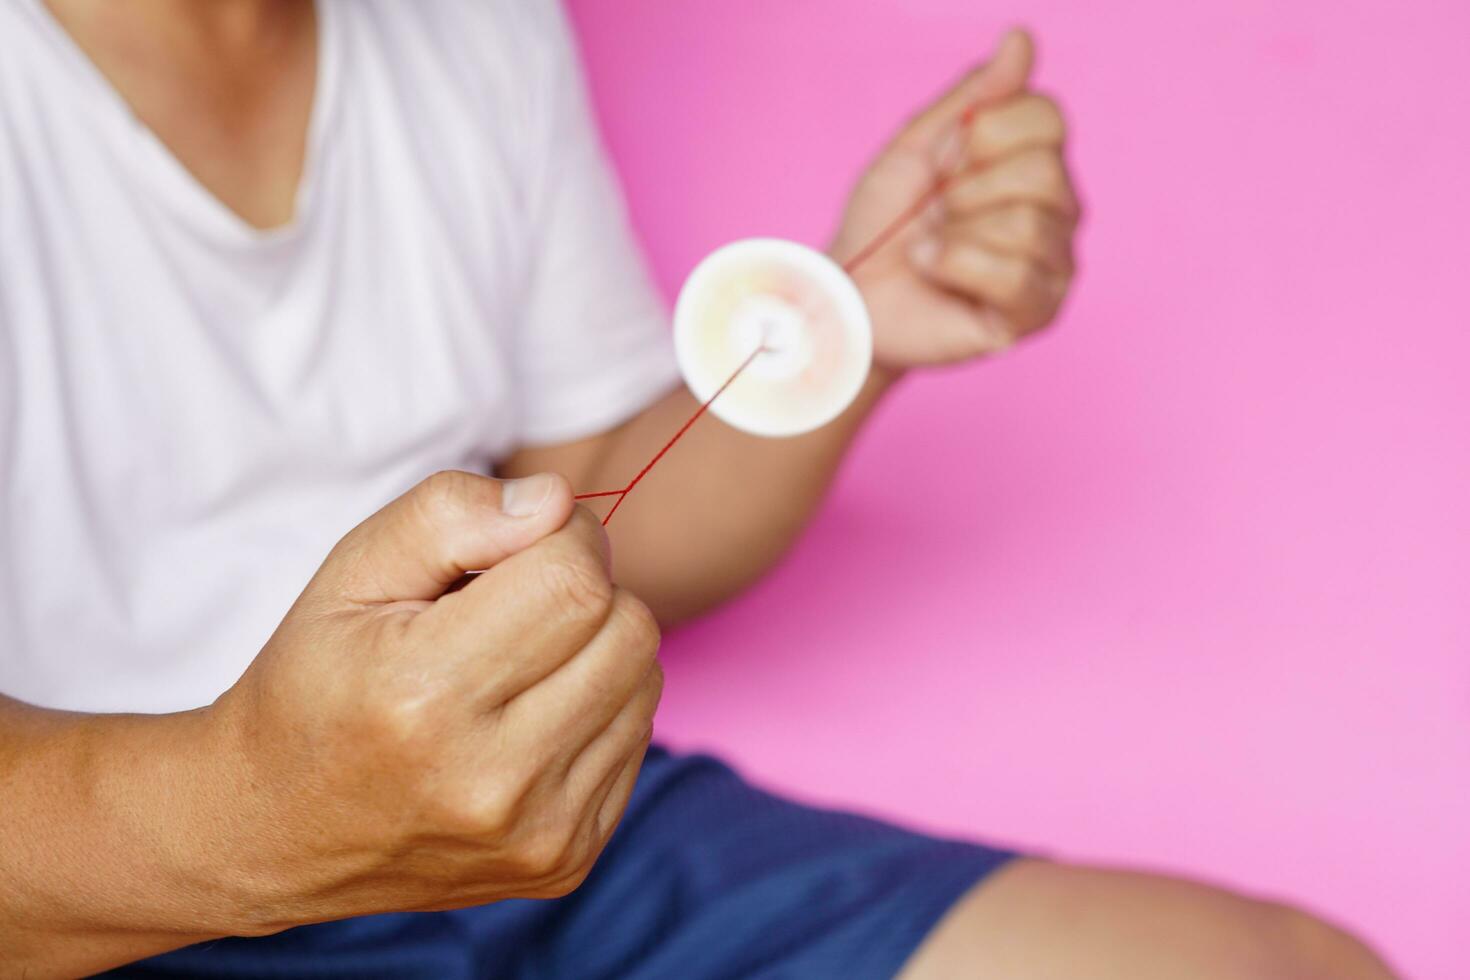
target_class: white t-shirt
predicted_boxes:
[0,0,680,713]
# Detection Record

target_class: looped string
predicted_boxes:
[574,343,767,525]
[574,105,981,525]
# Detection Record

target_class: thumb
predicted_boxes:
[308,470,575,606]
[901,28,1036,148]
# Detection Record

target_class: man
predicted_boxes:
[0,0,1395,976]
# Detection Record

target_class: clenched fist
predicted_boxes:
[833,29,1079,365]
[211,470,662,929]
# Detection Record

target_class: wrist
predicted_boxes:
[76,698,299,940]
[156,696,301,936]
[88,706,274,932]
[0,701,278,972]
[867,359,907,391]
[854,358,906,417]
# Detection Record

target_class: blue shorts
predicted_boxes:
[112,746,1015,979]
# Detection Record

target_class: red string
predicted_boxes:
[833,172,957,275]
[576,343,766,523]
[574,105,979,525]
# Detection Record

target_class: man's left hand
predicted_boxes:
[832,29,1079,369]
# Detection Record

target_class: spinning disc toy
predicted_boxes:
[673,238,872,438]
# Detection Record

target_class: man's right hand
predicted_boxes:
[212,470,663,929]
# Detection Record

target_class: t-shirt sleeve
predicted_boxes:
[511,2,680,447]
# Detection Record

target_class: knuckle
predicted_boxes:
[1009,206,1047,247]
[566,503,606,537]
[528,878,575,900]
[413,470,475,528]
[1036,156,1079,217]
[530,860,594,899]
[436,780,520,837]
[637,665,665,729]
[564,506,613,563]
[608,590,661,657]
[969,113,1005,156]
[941,178,977,213]
[1030,152,1067,196]
[1024,263,1053,303]
[936,242,978,282]
[518,825,579,880]
[1056,244,1077,277]
[362,684,436,754]
[1024,93,1067,141]
[557,861,596,894]
[540,548,614,622]
[998,260,1038,304]
[645,660,666,703]
[624,659,665,736]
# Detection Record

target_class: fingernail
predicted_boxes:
[909,236,940,269]
[502,473,555,517]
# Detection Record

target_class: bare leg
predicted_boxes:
[899,859,1398,980]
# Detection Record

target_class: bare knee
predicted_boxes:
[901,860,1397,980]
[1250,901,1396,980]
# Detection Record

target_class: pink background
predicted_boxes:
[567,2,1469,976]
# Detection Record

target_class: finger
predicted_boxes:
[942,147,1080,220]
[912,237,1065,336]
[952,204,1075,275]
[590,735,651,849]
[415,506,617,701]
[966,93,1066,164]
[899,28,1035,149]
[310,470,574,607]
[563,659,662,788]
[501,588,661,758]
[535,730,651,900]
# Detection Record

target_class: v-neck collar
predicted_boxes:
[25,0,341,249]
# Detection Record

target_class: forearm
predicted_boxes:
[580,363,902,623]
[0,694,263,975]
